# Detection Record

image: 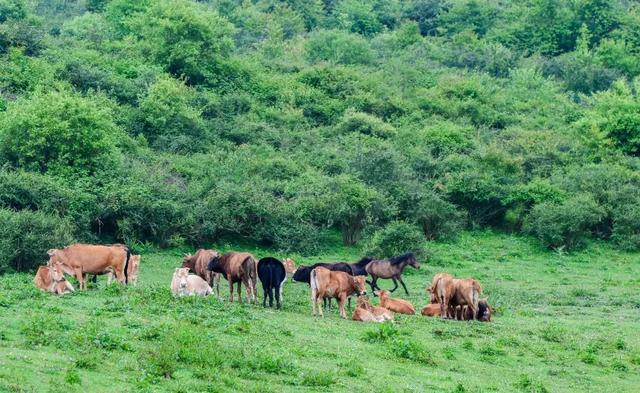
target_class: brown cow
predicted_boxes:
[171,268,212,297]
[353,296,394,322]
[421,303,440,317]
[352,296,383,322]
[48,244,131,290]
[207,252,257,303]
[431,272,482,319]
[107,254,141,286]
[455,299,492,322]
[310,267,366,318]
[183,250,221,296]
[283,258,297,275]
[34,264,74,295]
[376,290,415,315]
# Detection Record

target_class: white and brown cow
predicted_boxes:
[34,264,74,295]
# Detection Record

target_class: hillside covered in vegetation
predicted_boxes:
[1,0,640,271]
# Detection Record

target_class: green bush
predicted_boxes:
[305,30,374,65]
[0,208,74,272]
[365,220,426,258]
[523,195,606,250]
[407,191,465,240]
[0,90,122,178]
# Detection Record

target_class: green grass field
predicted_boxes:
[1,231,639,393]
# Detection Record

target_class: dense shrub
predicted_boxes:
[0,208,73,273]
[0,90,122,177]
[365,221,427,258]
[305,30,374,65]
[523,195,606,250]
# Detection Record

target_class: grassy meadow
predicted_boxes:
[1,231,639,393]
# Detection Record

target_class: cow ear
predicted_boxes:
[47,249,56,256]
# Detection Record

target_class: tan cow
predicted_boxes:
[352,296,393,322]
[47,244,130,290]
[376,290,415,315]
[421,303,440,317]
[283,258,297,275]
[310,267,366,318]
[352,296,383,322]
[207,252,257,303]
[34,264,74,295]
[107,254,141,286]
[431,272,482,319]
[171,268,212,297]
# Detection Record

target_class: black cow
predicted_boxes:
[257,257,287,309]
[348,257,372,276]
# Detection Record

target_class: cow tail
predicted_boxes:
[124,246,131,285]
[310,268,318,302]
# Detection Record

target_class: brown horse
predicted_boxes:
[365,252,420,295]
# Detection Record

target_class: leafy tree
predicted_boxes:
[403,0,446,36]
[132,0,235,84]
[365,220,427,258]
[0,90,122,177]
[305,29,373,65]
[335,0,383,36]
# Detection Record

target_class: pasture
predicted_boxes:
[1,231,639,393]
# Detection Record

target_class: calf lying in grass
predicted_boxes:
[34,264,74,295]
[352,296,394,322]
[171,268,212,297]
[376,290,415,315]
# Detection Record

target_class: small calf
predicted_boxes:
[171,268,212,297]
[376,290,415,315]
[34,264,74,295]
[421,303,440,317]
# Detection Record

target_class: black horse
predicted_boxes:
[365,252,420,296]
[257,257,287,309]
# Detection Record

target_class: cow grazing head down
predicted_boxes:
[47,249,62,264]
[352,275,367,296]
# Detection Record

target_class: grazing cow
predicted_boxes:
[366,253,420,295]
[421,303,440,317]
[47,244,131,290]
[310,267,366,319]
[431,272,482,320]
[353,296,393,322]
[376,290,416,315]
[455,299,492,322]
[207,252,257,303]
[183,249,221,296]
[171,268,212,297]
[283,258,297,275]
[34,264,74,295]
[257,257,287,309]
[106,254,141,286]
[352,296,384,322]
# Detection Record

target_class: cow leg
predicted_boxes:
[237,281,243,303]
[338,295,347,319]
[440,298,448,319]
[228,274,234,302]
[398,276,410,296]
[275,283,281,309]
[214,273,220,299]
[262,285,268,307]
[389,278,399,293]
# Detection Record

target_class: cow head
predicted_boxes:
[283,258,297,275]
[426,286,438,303]
[374,289,390,299]
[49,262,66,282]
[352,275,367,296]
[292,266,310,282]
[182,254,195,270]
[47,249,62,265]
[174,268,190,290]
[128,255,141,285]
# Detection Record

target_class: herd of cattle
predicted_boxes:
[34,243,492,323]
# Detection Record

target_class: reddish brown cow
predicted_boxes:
[310,267,366,318]
[183,249,221,296]
[34,264,74,295]
[376,290,415,315]
[431,272,483,319]
[47,244,131,290]
[207,252,257,303]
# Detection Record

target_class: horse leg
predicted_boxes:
[369,276,379,295]
[398,276,410,296]
[389,278,399,293]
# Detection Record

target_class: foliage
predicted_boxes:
[365,220,427,258]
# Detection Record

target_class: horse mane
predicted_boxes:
[389,252,415,266]
[353,257,373,267]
